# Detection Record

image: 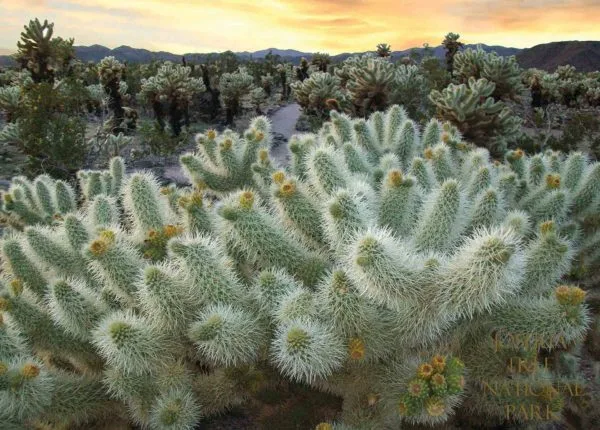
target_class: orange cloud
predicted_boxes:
[0,0,598,54]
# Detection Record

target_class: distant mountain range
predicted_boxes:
[1,41,599,72]
[516,41,600,72]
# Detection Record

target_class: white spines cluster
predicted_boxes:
[0,106,596,429]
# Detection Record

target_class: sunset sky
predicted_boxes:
[1,0,599,54]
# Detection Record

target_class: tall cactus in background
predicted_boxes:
[15,18,74,83]
[219,67,255,124]
[98,56,127,133]
[442,32,463,75]
[0,107,597,429]
[139,62,206,136]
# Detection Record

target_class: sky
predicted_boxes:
[1,0,599,54]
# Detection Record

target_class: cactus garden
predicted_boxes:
[0,12,600,430]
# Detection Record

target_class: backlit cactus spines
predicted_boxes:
[54,180,76,215]
[188,303,265,367]
[272,318,345,384]
[413,179,463,252]
[123,172,173,238]
[88,194,119,227]
[436,227,524,318]
[1,237,48,299]
[149,387,202,430]
[48,278,105,341]
[93,310,171,376]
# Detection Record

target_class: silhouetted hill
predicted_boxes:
[517,41,600,72]
[0,43,523,68]
[2,41,597,72]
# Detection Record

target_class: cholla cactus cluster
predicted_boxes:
[139,62,205,136]
[15,18,74,83]
[429,77,522,156]
[525,66,600,108]
[290,72,345,117]
[292,54,428,119]
[98,56,128,133]
[453,48,524,101]
[0,106,597,429]
[218,67,255,124]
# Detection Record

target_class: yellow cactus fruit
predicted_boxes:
[206,129,217,140]
[387,170,403,188]
[280,181,296,197]
[239,191,255,209]
[89,239,109,257]
[545,174,561,189]
[417,363,434,379]
[431,355,446,372]
[424,148,434,160]
[259,149,269,162]
[425,397,445,417]
[315,424,333,430]
[163,224,182,238]
[221,139,233,150]
[555,285,571,305]
[570,287,586,305]
[348,338,366,360]
[514,148,524,159]
[540,220,555,235]
[99,229,116,244]
[272,171,286,184]
[10,279,23,296]
[21,363,40,379]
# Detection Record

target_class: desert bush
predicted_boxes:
[0,78,89,179]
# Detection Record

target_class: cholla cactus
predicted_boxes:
[139,62,205,136]
[180,117,272,194]
[15,18,74,83]
[429,77,522,157]
[291,72,346,117]
[327,55,428,118]
[453,48,524,101]
[442,32,463,74]
[376,43,392,58]
[0,86,21,122]
[260,73,274,96]
[98,56,127,133]
[218,67,255,124]
[0,107,596,429]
